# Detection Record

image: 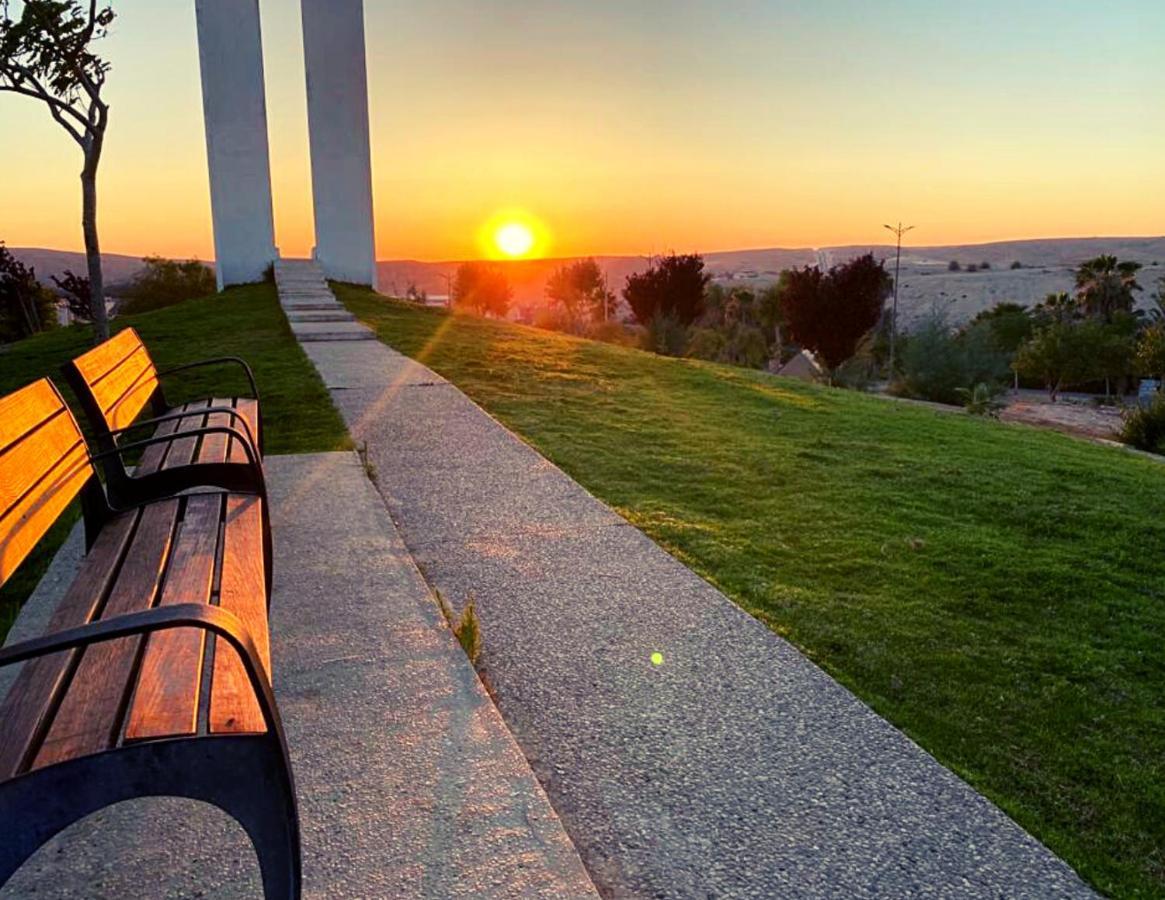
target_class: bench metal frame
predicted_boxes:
[62,353,265,513]
[0,604,301,899]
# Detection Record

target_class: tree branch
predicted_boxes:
[0,81,86,144]
[0,57,92,129]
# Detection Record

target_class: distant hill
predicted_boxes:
[378,237,1165,326]
[13,236,1165,328]
[8,248,152,293]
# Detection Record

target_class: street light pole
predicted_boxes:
[883,222,915,379]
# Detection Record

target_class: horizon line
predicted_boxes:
[10,233,1165,267]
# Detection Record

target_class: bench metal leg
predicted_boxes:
[0,735,301,899]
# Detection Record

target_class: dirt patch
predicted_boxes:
[1000,395,1124,441]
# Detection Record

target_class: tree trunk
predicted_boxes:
[17,293,39,337]
[81,141,109,343]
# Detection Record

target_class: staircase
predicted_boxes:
[273,259,375,342]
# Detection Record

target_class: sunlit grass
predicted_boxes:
[339,285,1165,900]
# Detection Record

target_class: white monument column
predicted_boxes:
[301,0,378,289]
[194,0,278,290]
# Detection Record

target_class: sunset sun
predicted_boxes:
[478,210,549,260]
[495,222,535,258]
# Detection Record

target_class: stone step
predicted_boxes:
[281,302,345,313]
[295,331,377,342]
[286,311,357,323]
[290,320,375,342]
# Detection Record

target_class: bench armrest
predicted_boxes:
[110,406,260,459]
[155,357,260,402]
[94,425,262,478]
[0,604,282,736]
[95,424,267,509]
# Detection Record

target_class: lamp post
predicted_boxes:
[883,222,915,379]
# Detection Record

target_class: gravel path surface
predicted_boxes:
[303,324,1095,898]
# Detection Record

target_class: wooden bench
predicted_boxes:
[61,327,265,511]
[0,379,300,898]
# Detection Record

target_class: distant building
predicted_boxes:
[775,349,825,382]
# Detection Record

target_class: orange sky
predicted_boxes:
[1,0,1162,262]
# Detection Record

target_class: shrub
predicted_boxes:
[949,260,961,272]
[898,317,1010,405]
[585,320,638,347]
[685,326,728,361]
[1120,395,1165,455]
[532,306,575,334]
[119,256,216,314]
[1010,261,1023,270]
[1135,322,1165,382]
[452,261,512,317]
[645,312,689,357]
[0,243,58,341]
[722,324,769,369]
[956,382,1008,417]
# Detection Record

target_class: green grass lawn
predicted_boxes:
[0,282,349,636]
[339,285,1164,900]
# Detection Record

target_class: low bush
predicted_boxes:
[956,382,1008,417]
[686,326,727,361]
[585,320,639,347]
[645,313,688,357]
[118,256,216,314]
[1120,395,1165,455]
[898,317,1010,405]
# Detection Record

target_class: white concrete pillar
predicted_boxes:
[194,0,278,290]
[301,0,378,289]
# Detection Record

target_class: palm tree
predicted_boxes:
[1074,255,1142,323]
[1035,291,1079,326]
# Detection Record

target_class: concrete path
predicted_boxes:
[1,454,597,898]
[294,291,1096,897]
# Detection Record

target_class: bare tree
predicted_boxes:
[0,0,114,340]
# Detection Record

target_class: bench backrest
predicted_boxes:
[0,379,96,586]
[63,328,160,442]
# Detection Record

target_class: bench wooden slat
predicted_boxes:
[32,501,180,769]
[0,443,91,585]
[104,355,159,434]
[71,329,160,438]
[159,401,209,472]
[210,495,269,734]
[0,513,137,779]
[198,398,233,464]
[0,409,81,519]
[231,398,261,463]
[0,379,61,452]
[94,345,153,419]
[124,494,222,741]
[70,328,142,388]
[135,414,181,477]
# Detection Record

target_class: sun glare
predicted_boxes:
[479,209,549,260]
[495,223,535,258]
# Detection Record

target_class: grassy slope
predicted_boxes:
[339,285,1164,900]
[0,282,349,635]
